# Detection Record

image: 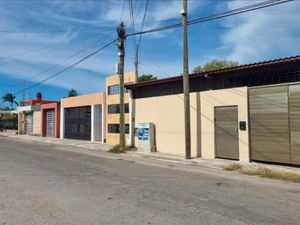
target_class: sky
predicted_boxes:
[0,0,299,106]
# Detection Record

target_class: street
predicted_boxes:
[0,136,299,225]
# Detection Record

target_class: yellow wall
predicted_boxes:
[135,93,199,157]
[134,87,250,161]
[200,87,249,162]
[61,92,105,108]
[105,71,136,145]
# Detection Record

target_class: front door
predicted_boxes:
[215,106,239,160]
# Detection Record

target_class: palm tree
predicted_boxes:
[2,93,18,109]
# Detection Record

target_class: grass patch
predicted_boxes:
[240,167,300,183]
[223,163,300,183]
[224,163,242,171]
[108,145,128,154]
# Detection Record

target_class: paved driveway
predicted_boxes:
[0,136,299,225]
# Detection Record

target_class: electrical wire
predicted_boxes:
[1,29,115,87]
[126,0,294,37]
[137,0,149,49]
[0,30,114,59]
[13,39,115,95]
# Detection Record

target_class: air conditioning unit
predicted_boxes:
[137,123,156,152]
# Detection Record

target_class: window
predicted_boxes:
[108,124,129,134]
[108,104,129,114]
[108,84,120,95]
[108,84,129,95]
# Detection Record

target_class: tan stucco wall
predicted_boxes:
[33,111,41,136]
[135,93,199,157]
[200,87,249,162]
[61,92,105,108]
[134,87,249,161]
[105,71,136,145]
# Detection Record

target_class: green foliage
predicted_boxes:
[108,144,128,153]
[138,74,157,82]
[68,89,78,97]
[192,59,240,73]
[2,93,18,108]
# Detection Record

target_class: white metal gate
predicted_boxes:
[25,113,33,134]
[46,110,55,137]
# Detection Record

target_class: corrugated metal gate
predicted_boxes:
[46,109,55,137]
[25,113,33,134]
[64,106,91,140]
[215,106,239,160]
[249,84,300,165]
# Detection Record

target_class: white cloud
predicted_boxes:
[220,0,300,63]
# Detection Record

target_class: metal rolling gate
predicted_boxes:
[46,109,55,137]
[249,84,300,165]
[64,106,91,140]
[25,113,33,134]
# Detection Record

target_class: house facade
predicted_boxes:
[126,56,300,166]
[105,71,136,145]
[17,94,55,136]
[60,92,105,142]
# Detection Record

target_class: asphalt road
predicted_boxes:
[0,137,299,225]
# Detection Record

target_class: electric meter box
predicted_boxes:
[137,123,156,152]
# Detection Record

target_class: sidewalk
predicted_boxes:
[1,132,300,174]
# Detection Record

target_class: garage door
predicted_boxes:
[64,106,91,140]
[25,113,33,134]
[289,85,300,164]
[249,86,290,164]
[215,106,239,160]
[46,109,55,137]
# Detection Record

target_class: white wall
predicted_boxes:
[92,104,102,142]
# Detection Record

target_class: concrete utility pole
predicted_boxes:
[116,22,126,150]
[181,0,191,159]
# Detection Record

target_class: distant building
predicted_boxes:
[17,93,55,135]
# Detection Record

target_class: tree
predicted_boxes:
[68,89,78,97]
[2,93,18,108]
[138,74,157,82]
[192,60,240,73]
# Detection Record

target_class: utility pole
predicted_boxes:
[116,22,126,150]
[181,0,191,159]
[134,46,139,82]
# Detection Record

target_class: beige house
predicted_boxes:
[60,71,136,145]
[60,92,106,142]
[126,56,300,165]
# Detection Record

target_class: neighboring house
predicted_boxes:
[105,71,136,145]
[126,55,300,166]
[17,94,55,136]
[41,102,61,138]
[60,92,106,142]
[59,71,136,144]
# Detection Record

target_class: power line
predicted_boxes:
[1,29,115,89]
[137,0,149,49]
[13,39,115,95]
[0,30,114,59]
[126,0,294,37]
[0,26,115,34]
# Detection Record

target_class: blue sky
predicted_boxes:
[0,0,299,106]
